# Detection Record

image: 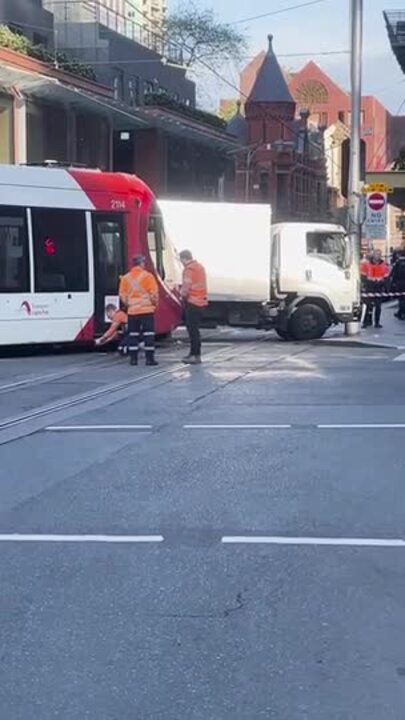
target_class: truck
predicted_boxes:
[158,200,360,341]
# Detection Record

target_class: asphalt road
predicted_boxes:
[1,333,405,719]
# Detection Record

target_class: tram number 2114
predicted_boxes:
[111,199,126,210]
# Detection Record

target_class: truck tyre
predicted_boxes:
[275,328,291,341]
[289,303,328,341]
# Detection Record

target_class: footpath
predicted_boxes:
[325,304,405,349]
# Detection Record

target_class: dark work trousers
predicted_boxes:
[128,313,155,363]
[185,303,203,357]
[117,324,129,355]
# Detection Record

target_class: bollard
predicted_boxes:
[345,321,361,336]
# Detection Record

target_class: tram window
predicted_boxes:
[93,216,125,294]
[32,208,88,293]
[147,204,165,280]
[0,207,29,293]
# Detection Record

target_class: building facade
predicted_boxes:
[0,0,236,200]
[227,36,328,222]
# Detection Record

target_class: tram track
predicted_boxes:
[0,341,259,445]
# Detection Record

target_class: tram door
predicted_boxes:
[92,213,126,333]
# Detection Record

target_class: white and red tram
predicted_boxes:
[0,165,183,345]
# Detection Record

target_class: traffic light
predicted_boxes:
[341,138,366,198]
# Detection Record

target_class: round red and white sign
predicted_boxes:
[368,192,386,212]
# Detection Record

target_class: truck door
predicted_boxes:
[92,213,126,333]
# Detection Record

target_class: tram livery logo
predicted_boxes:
[20,301,32,316]
[19,300,49,317]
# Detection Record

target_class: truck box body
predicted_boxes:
[158,200,272,303]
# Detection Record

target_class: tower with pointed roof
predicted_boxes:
[245,34,296,146]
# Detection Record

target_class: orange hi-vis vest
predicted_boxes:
[119,267,158,316]
[182,260,208,308]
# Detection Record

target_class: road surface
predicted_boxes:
[0,333,405,719]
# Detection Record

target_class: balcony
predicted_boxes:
[384,10,405,73]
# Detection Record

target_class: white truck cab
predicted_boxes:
[270,222,360,340]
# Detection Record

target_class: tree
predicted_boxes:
[164,3,247,69]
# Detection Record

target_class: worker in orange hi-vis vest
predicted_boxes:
[119,255,159,366]
[95,304,128,355]
[179,249,208,365]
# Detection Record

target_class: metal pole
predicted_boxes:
[346,0,363,336]
[245,149,252,202]
[348,0,363,256]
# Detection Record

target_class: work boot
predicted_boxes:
[183,355,202,365]
[130,353,138,366]
[375,323,383,329]
[145,352,159,367]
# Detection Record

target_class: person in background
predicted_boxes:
[391,244,405,320]
[119,255,159,367]
[179,250,208,365]
[363,249,389,329]
[360,252,372,328]
[95,304,128,354]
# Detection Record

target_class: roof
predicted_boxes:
[227,102,248,144]
[248,35,295,104]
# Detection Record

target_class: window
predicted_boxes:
[144,80,154,97]
[306,231,346,267]
[338,110,345,124]
[32,208,89,292]
[113,71,124,101]
[0,207,29,293]
[93,215,126,296]
[128,77,140,107]
[147,204,166,279]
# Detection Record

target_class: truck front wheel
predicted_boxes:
[288,303,329,341]
[275,328,291,341]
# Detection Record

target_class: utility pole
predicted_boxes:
[346,0,363,335]
[348,0,363,259]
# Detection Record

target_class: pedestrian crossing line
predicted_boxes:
[183,424,292,430]
[393,352,405,362]
[0,534,163,543]
[318,423,405,429]
[222,536,405,548]
[45,425,153,432]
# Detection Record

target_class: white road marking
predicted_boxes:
[318,424,405,429]
[184,424,291,429]
[45,425,153,431]
[0,534,163,543]
[222,536,405,547]
[393,352,405,362]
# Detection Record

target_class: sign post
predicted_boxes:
[365,191,387,248]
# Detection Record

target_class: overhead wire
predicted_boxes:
[229,0,329,25]
[121,0,340,174]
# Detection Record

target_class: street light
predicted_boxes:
[245,143,272,202]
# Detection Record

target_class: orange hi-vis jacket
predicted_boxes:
[119,267,159,316]
[181,260,208,308]
[98,310,127,345]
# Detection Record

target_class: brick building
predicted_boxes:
[232,52,405,176]
[227,36,328,221]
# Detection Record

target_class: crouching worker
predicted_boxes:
[95,304,128,354]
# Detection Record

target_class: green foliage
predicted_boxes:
[0,24,96,81]
[164,3,247,68]
[144,91,227,130]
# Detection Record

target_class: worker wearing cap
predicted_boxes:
[119,255,159,366]
[179,249,208,364]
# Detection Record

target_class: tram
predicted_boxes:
[0,165,183,345]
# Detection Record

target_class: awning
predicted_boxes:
[0,64,147,131]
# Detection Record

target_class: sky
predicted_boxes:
[170,0,405,114]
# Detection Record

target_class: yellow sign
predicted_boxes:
[362,183,394,194]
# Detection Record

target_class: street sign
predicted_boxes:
[365,191,387,241]
[368,192,386,211]
[362,183,394,194]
